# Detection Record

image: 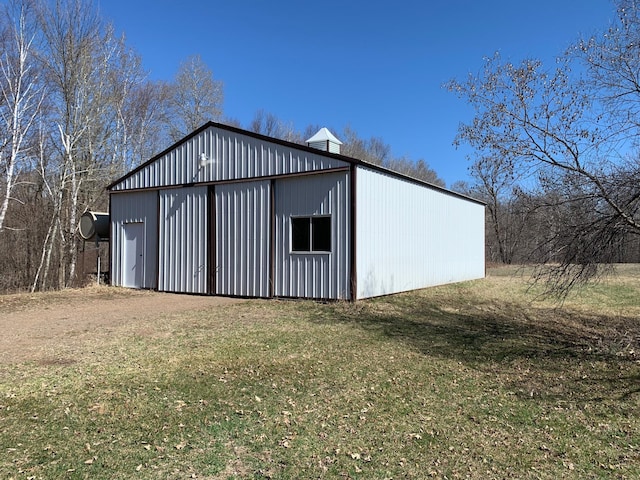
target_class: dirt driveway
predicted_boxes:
[0,286,241,364]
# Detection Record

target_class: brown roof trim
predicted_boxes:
[107,120,486,206]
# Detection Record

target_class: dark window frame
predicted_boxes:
[290,215,332,253]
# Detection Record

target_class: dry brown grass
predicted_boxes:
[0,266,639,478]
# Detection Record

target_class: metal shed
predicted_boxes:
[108,122,485,300]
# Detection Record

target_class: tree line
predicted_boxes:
[0,0,228,291]
[449,0,640,294]
[0,0,443,292]
[6,0,635,295]
[244,110,444,186]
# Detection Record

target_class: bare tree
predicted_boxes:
[340,125,390,165]
[0,1,227,292]
[0,0,43,233]
[166,54,223,141]
[248,109,302,142]
[385,157,445,186]
[339,125,445,185]
[122,80,172,167]
[468,157,533,264]
[249,109,279,136]
[33,0,147,289]
[447,1,640,294]
[574,0,640,151]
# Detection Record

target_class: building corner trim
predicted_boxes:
[349,164,357,301]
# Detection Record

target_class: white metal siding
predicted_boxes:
[274,172,350,299]
[110,191,158,289]
[158,186,208,294]
[328,143,341,154]
[215,181,270,297]
[110,126,350,191]
[308,140,340,154]
[355,166,485,299]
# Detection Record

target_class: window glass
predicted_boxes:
[312,216,331,252]
[291,217,310,252]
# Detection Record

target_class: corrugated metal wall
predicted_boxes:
[110,190,158,289]
[158,186,208,294]
[215,181,270,297]
[110,123,486,300]
[110,126,350,191]
[355,166,485,299]
[274,172,350,299]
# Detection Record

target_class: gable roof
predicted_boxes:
[107,121,484,206]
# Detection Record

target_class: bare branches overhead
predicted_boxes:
[447,0,640,295]
[0,0,227,292]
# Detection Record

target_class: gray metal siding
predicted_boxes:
[274,172,350,299]
[110,126,350,191]
[110,191,158,289]
[355,166,485,299]
[215,181,270,297]
[158,186,208,294]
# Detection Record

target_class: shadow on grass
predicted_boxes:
[315,291,640,403]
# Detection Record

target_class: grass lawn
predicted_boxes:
[1,265,639,479]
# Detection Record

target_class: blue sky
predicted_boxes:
[98,0,615,187]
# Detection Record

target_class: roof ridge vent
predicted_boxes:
[306,127,343,154]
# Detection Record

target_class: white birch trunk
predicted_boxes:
[0,152,15,232]
[0,6,43,233]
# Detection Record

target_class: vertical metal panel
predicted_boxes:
[215,180,270,297]
[274,172,350,300]
[158,186,208,294]
[110,126,350,191]
[355,166,485,299]
[110,191,158,289]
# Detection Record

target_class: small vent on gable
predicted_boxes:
[306,127,343,154]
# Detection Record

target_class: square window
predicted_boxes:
[290,216,331,253]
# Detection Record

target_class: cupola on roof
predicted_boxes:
[306,127,343,154]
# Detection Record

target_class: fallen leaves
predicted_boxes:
[2,273,640,479]
[87,403,106,415]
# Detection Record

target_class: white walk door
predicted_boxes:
[123,222,144,288]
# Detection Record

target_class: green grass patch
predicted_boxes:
[2,267,640,478]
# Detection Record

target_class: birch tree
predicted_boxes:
[0,0,214,291]
[33,0,146,289]
[0,0,43,233]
